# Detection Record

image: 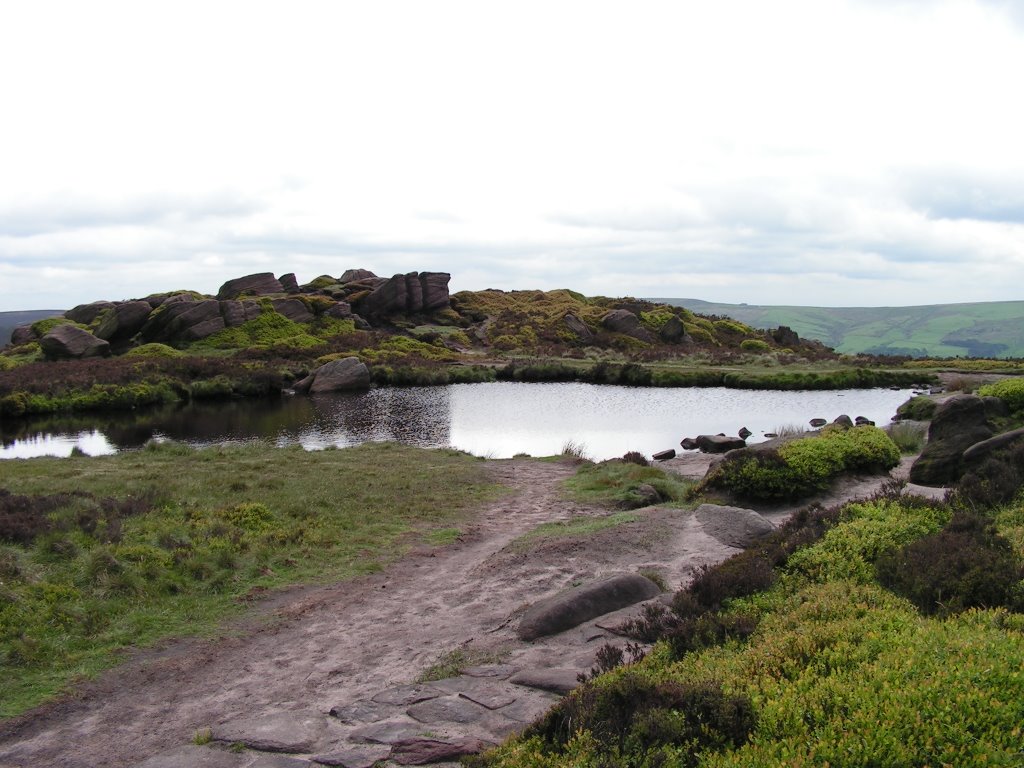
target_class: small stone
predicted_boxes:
[809,418,827,427]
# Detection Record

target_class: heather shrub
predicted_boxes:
[951,441,1024,510]
[876,511,1024,615]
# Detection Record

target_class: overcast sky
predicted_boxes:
[2,0,1023,311]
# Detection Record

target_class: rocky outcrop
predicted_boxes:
[516,573,661,641]
[340,268,378,284]
[216,273,284,300]
[219,299,263,328]
[909,395,996,486]
[293,357,372,394]
[141,299,225,343]
[563,313,594,342]
[39,324,110,359]
[94,301,152,342]
[278,272,299,293]
[270,298,314,324]
[65,301,115,325]
[600,309,654,342]
[354,272,451,318]
[659,314,686,343]
[772,325,800,347]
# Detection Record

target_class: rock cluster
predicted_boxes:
[909,394,1012,486]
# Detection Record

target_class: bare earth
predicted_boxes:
[0,454,939,768]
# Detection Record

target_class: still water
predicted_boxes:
[0,382,916,461]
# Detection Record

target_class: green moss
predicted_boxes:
[193,311,322,350]
[361,335,459,363]
[30,317,82,336]
[125,343,184,359]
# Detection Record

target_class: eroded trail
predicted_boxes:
[0,460,613,767]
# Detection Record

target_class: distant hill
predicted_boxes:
[652,298,1024,358]
[0,310,64,346]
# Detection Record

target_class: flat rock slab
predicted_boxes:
[250,756,314,767]
[390,738,493,766]
[349,719,428,745]
[509,668,582,695]
[460,689,518,711]
[134,745,245,768]
[517,573,662,641]
[213,713,325,754]
[328,700,393,724]
[462,664,518,679]
[407,695,488,724]
[492,692,561,724]
[694,503,776,548]
[426,676,518,709]
[311,745,391,768]
[371,684,441,706]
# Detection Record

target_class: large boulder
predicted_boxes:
[600,309,655,342]
[94,301,153,341]
[271,298,314,324]
[216,272,284,300]
[695,434,747,453]
[694,503,775,548]
[278,272,299,293]
[420,271,452,311]
[355,272,451,317]
[40,324,110,359]
[219,299,263,328]
[301,357,372,394]
[9,325,35,346]
[516,573,661,641]
[772,325,800,347]
[563,313,594,343]
[659,314,686,343]
[909,394,996,486]
[962,427,1024,466]
[340,268,378,283]
[141,299,225,343]
[65,301,115,325]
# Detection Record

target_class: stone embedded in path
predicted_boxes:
[328,699,393,724]
[509,668,583,695]
[311,744,391,768]
[212,712,325,753]
[349,719,428,745]
[426,676,518,709]
[694,503,776,548]
[406,695,487,724]
[516,573,662,641]
[250,755,314,767]
[390,738,493,766]
[133,745,245,768]
[371,683,441,706]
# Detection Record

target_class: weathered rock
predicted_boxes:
[461,664,518,679]
[962,427,1024,466]
[695,434,746,453]
[325,302,354,319]
[312,745,391,768]
[141,299,225,342]
[694,503,776,548]
[95,301,153,341]
[517,573,661,641]
[65,301,115,325]
[390,738,493,766]
[40,324,110,359]
[563,313,594,342]
[212,712,325,753]
[406,695,487,724]
[250,756,313,768]
[10,325,36,345]
[737,427,752,439]
[350,720,428,745]
[133,745,245,768]
[329,699,394,723]
[910,394,997,486]
[278,273,299,293]
[355,272,451,317]
[271,298,314,324]
[508,668,582,695]
[600,309,654,342]
[420,272,451,311]
[652,449,676,461]
[371,684,441,706]
[220,299,263,328]
[630,483,662,507]
[809,418,827,428]
[659,314,686,343]
[854,416,874,426]
[308,357,372,394]
[680,437,699,450]
[340,268,378,283]
[772,325,800,347]
[832,415,854,428]
[217,273,284,300]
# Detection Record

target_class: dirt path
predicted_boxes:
[0,455,937,768]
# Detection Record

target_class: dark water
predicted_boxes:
[0,382,917,461]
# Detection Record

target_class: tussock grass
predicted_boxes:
[0,442,500,716]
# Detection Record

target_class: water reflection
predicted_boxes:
[0,383,916,461]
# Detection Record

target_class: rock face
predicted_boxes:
[659,315,686,343]
[278,272,299,293]
[271,298,314,324]
[563,313,594,342]
[141,299,225,343]
[39,325,110,359]
[694,503,776,548]
[295,357,372,394]
[909,394,996,486]
[216,273,285,300]
[65,301,115,325]
[600,309,654,342]
[94,300,152,342]
[516,573,662,641]
[354,272,451,317]
[695,434,746,453]
[772,325,800,347]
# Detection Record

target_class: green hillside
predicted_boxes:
[654,298,1024,358]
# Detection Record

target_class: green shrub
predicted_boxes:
[978,377,1024,413]
[704,426,901,501]
[713,319,754,336]
[740,339,771,353]
[896,395,938,421]
[125,343,184,358]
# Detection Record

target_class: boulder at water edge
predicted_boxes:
[294,357,372,394]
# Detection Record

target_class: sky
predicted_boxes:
[2,0,1023,312]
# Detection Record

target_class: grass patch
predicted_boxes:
[564,461,692,509]
[415,647,510,682]
[509,512,641,552]
[425,527,462,546]
[887,421,927,454]
[0,442,501,716]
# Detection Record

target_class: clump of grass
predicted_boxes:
[560,440,591,462]
[416,647,509,682]
[771,423,808,438]
[887,421,926,454]
[510,511,641,552]
[564,461,692,508]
